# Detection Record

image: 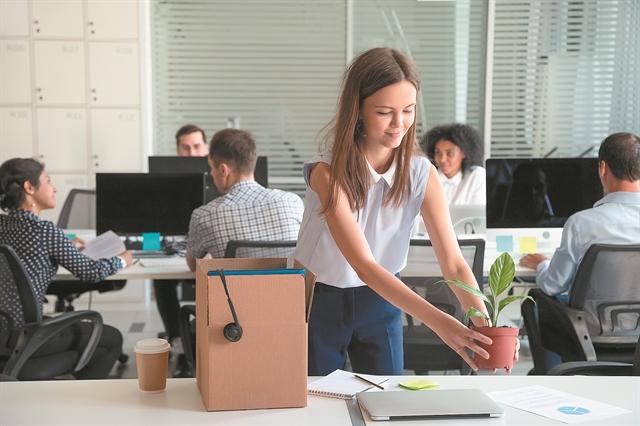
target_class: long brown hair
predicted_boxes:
[321,47,422,217]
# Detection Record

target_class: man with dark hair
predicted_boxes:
[176,124,208,157]
[520,132,640,295]
[186,128,303,269]
[519,132,640,375]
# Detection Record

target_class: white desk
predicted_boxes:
[53,262,195,281]
[1,376,637,425]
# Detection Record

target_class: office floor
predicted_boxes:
[42,285,534,380]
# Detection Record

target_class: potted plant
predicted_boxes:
[439,252,534,370]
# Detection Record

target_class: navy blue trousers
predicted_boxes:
[308,282,403,376]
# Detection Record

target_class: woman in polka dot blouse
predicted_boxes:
[0,158,132,379]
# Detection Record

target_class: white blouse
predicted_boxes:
[438,165,486,205]
[288,153,431,288]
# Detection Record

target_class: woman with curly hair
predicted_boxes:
[421,124,486,205]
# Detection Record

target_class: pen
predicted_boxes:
[354,374,385,391]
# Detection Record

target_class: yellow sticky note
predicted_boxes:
[397,379,440,390]
[519,236,537,254]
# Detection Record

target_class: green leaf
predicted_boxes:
[465,307,491,327]
[494,295,536,324]
[488,253,516,299]
[436,279,489,303]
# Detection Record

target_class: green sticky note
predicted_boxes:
[397,379,440,390]
[519,236,537,254]
[65,234,76,241]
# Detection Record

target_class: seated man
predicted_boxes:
[520,132,640,373]
[186,128,303,269]
[154,124,208,377]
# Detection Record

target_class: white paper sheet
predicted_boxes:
[488,385,631,424]
[81,230,125,260]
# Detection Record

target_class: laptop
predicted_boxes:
[357,389,505,421]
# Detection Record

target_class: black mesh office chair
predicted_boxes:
[47,189,127,313]
[548,335,640,376]
[177,240,298,373]
[523,244,640,374]
[0,245,103,380]
[402,239,486,375]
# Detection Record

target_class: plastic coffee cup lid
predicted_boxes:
[134,338,170,354]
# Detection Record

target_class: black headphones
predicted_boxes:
[218,268,243,342]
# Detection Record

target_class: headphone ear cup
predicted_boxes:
[223,322,243,342]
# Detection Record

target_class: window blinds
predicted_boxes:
[151,0,346,193]
[490,0,639,158]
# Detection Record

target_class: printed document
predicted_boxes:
[81,231,125,260]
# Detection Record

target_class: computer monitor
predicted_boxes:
[148,156,269,203]
[485,158,603,248]
[96,173,205,236]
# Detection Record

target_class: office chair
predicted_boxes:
[223,239,297,259]
[177,240,298,373]
[523,244,640,374]
[47,189,127,313]
[0,245,103,380]
[547,336,640,376]
[402,239,486,375]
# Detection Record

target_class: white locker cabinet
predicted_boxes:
[87,0,138,39]
[37,109,87,172]
[0,40,32,103]
[39,173,89,224]
[0,108,33,161]
[91,109,141,171]
[34,41,86,105]
[32,0,84,38]
[89,43,139,106]
[0,0,29,36]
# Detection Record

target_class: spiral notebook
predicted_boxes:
[308,369,388,399]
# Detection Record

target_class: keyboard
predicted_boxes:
[139,257,186,268]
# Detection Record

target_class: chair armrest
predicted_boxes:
[3,310,103,378]
[533,289,597,361]
[548,361,633,376]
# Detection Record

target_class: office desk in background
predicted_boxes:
[1,376,637,425]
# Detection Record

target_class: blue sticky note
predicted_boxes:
[496,235,514,252]
[142,232,161,250]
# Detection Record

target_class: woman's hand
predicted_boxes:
[118,250,133,268]
[431,313,492,371]
[71,237,86,251]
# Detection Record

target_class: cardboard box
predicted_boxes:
[195,258,316,411]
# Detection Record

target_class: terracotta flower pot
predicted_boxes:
[471,326,519,370]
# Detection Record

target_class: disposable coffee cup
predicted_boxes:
[134,338,170,393]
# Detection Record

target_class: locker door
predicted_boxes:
[87,0,138,39]
[1,0,29,36]
[37,109,87,172]
[34,41,86,105]
[39,173,89,224]
[0,108,33,161]
[1,40,31,103]
[89,42,139,106]
[32,0,84,38]
[91,109,141,171]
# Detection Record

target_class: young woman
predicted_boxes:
[0,158,132,379]
[289,47,493,376]
[421,123,486,205]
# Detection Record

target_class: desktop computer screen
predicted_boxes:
[485,158,603,248]
[486,158,603,229]
[148,156,269,203]
[96,173,205,236]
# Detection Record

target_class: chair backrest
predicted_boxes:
[0,245,41,326]
[224,240,297,259]
[569,244,640,341]
[57,189,96,229]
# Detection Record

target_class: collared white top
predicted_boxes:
[438,165,486,205]
[536,191,640,296]
[288,152,431,288]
